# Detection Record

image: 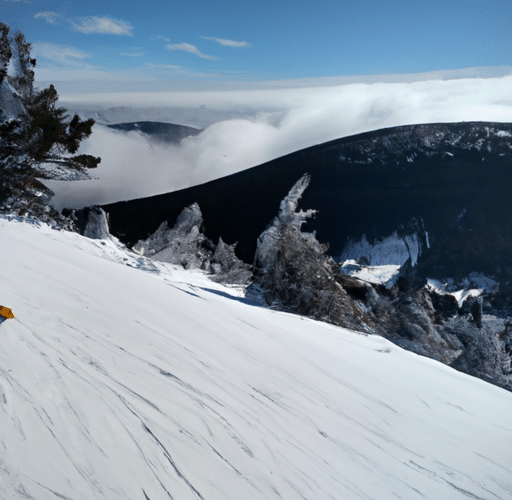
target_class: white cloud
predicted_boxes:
[157,35,170,42]
[202,37,251,48]
[145,63,181,70]
[34,11,62,25]
[34,11,134,36]
[32,42,93,67]
[47,74,512,209]
[119,52,144,57]
[71,16,133,36]
[166,43,219,61]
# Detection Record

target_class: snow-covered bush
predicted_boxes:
[134,203,252,284]
[447,315,512,389]
[133,203,213,270]
[83,206,111,240]
[209,237,252,284]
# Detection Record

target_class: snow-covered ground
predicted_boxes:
[340,260,402,288]
[1,216,512,500]
[338,231,426,268]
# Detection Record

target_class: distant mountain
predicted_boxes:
[106,121,202,145]
[102,121,512,309]
[58,104,255,129]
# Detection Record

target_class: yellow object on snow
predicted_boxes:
[0,306,15,319]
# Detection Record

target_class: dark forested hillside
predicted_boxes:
[102,121,512,308]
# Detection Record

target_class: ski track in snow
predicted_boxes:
[1,216,512,499]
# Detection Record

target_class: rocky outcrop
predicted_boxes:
[447,316,512,389]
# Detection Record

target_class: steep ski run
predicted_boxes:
[1,216,511,499]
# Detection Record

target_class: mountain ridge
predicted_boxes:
[106,120,202,145]
[102,121,512,310]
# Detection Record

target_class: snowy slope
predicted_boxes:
[1,216,512,500]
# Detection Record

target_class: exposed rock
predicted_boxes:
[392,289,464,364]
[426,290,459,323]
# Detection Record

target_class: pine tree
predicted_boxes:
[23,83,100,170]
[0,23,100,222]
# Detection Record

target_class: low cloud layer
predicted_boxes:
[46,75,512,211]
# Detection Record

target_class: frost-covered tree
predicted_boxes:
[133,203,215,270]
[251,173,371,331]
[82,206,111,240]
[23,83,98,169]
[133,203,252,284]
[11,30,36,98]
[0,22,99,222]
[209,237,252,284]
[0,24,12,85]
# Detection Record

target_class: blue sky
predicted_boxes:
[3,0,511,86]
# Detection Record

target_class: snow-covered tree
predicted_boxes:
[11,30,36,98]
[23,83,98,169]
[251,173,372,331]
[0,23,100,223]
[133,203,215,270]
[83,206,111,240]
[0,23,12,85]
[209,237,252,284]
[133,203,252,284]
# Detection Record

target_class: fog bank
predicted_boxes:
[46,75,512,210]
